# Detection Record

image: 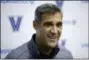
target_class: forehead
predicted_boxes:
[41,12,62,23]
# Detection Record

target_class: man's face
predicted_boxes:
[35,12,63,48]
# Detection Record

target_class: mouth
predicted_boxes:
[47,34,57,40]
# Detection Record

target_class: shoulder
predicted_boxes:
[5,42,32,59]
[55,46,73,59]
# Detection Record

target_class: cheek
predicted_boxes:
[59,27,62,32]
[39,27,47,36]
[39,27,50,39]
[60,28,62,34]
[42,27,50,32]
[58,29,62,37]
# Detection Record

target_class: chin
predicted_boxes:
[48,42,57,48]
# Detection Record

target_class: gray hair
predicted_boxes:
[35,3,62,21]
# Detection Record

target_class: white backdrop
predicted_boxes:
[1,1,88,58]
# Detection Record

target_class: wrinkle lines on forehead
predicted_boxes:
[41,12,62,23]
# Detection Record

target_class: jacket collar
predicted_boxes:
[28,34,60,59]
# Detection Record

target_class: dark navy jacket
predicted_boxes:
[6,34,73,59]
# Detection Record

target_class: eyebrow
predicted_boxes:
[43,21,53,26]
[43,21,62,26]
[57,21,62,26]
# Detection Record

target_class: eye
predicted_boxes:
[56,22,62,27]
[43,22,53,27]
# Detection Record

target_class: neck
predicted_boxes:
[38,45,52,55]
[35,34,52,55]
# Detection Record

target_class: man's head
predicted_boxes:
[33,3,63,48]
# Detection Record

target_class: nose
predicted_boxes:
[50,26,57,35]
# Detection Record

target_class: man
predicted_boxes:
[6,3,73,59]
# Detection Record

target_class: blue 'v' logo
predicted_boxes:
[56,1,64,9]
[9,16,22,32]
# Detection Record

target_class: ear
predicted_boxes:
[33,20,39,30]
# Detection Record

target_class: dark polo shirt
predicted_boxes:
[6,34,73,59]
